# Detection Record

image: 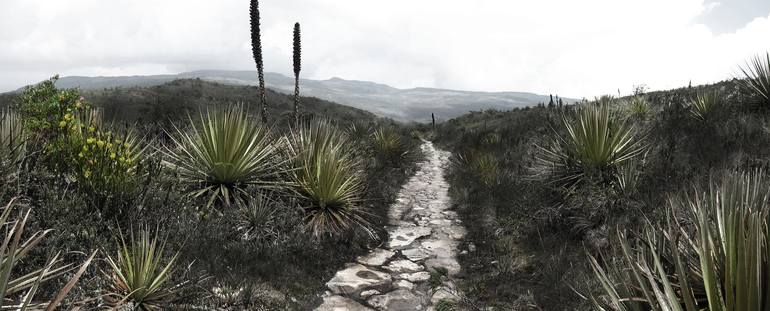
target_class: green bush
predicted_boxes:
[689,90,722,121]
[370,126,406,164]
[163,104,287,208]
[287,119,370,237]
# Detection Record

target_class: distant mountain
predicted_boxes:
[46,70,575,122]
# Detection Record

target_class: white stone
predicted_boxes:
[360,289,381,298]
[383,259,424,273]
[326,264,391,295]
[316,295,374,311]
[394,279,416,290]
[388,227,432,249]
[401,248,431,261]
[398,271,431,282]
[367,289,425,311]
[357,249,395,267]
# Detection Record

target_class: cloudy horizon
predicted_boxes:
[1,0,770,97]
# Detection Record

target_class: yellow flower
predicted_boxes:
[64,113,73,121]
[88,127,95,133]
[82,145,88,152]
[87,138,96,144]
[59,120,67,128]
[119,156,126,163]
[97,140,105,148]
[124,143,130,148]
[107,143,113,149]
[110,153,116,160]
[115,139,122,144]
[75,101,83,108]
[84,170,91,178]
[78,152,84,158]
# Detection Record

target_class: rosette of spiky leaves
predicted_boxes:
[626,96,650,118]
[105,227,184,310]
[371,127,406,164]
[689,91,722,121]
[0,198,95,310]
[163,105,287,208]
[536,101,646,188]
[738,52,770,108]
[287,119,371,237]
[588,170,770,311]
[250,0,268,121]
[293,22,302,122]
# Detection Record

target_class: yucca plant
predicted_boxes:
[626,96,650,118]
[738,52,770,108]
[286,119,371,237]
[536,101,646,188]
[689,91,722,121]
[588,170,770,311]
[104,227,184,310]
[163,105,287,208]
[371,127,405,164]
[0,198,95,310]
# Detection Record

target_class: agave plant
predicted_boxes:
[588,170,770,310]
[286,119,371,237]
[536,101,646,188]
[370,127,405,163]
[626,96,650,118]
[163,105,287,208]
[738,52,770,108]
[689,91,722,121]
[0,198,95,310]
[105,227,184,310]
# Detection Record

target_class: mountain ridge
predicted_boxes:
[14,70,576,122]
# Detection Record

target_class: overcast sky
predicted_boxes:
[1,0,769,97]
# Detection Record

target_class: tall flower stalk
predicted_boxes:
[293,22,302,124]
[250,0,268,122]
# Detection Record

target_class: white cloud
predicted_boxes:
[1,0,769,98]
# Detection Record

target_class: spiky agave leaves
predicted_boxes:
[689,91,722,121]
[370,127,406,164]
[105,226,184,310]
[738,52,770,109]
[535,101,646,189]
[293,22,302,123]
[0,198,95,310]
[588,170,770,311]
[163,105,287,208]
[286,119,372,237]
[250,0,268,121]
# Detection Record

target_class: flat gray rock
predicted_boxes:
[388,227,432,249]
[383,259,424,273]
[357,249,396,267]
[316,295,373,311]
[326,264,391,295]
[401,248,431,262]
[367,289,426,311]
[398,271,431,282]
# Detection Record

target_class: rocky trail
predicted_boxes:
[316,141,467,311]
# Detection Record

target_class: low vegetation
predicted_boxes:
[432,52,770,310]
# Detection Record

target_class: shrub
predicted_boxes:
[689,91,722,121]
[738,52,770,108]
[163,105,287,208]
[535,101,646,188]
[452,151,501,188]
[105,227,185,310]
[286,119,370,237]
[626,96,650,118]
[589,170,770,310]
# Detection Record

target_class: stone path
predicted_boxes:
[316,141,466,311]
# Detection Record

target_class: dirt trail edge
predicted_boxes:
[316,140,466,311]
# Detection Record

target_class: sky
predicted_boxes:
[1,0,769,98]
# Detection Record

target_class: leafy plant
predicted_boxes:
[536,101,646,188]
[738,52,770,108]
[588,170,770,310]
[371,127,406,164]
[689,91,722,121]
[163,105,287,208]
[286,119,370,237]
[626,96,650,118]
[0,198,95,310]
[104,227,184,310]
